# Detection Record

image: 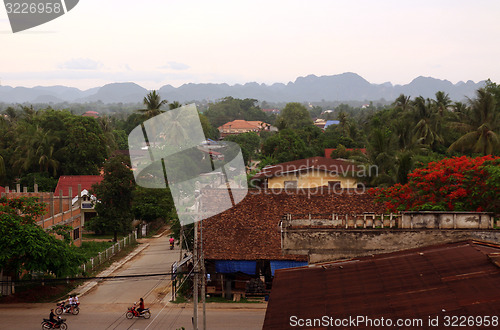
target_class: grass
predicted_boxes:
[76,241,115,259]
[83,233,126,240]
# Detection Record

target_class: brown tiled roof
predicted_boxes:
[252,156,358,179]
[218,119,268,130]
[201,189,384,261]
[263,240,500,329]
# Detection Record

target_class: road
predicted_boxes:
[0,232,266,329]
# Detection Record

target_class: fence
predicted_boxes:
[79,232,137,274]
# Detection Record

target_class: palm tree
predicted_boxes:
[138,90,168,119]
[412,96,443,148]
[169,101,182,110]
[394,94,411,112]
[448,88,500,155]
[433,91,452,117]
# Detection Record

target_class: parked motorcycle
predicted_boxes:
[126,304,151,319]
[55,301,80,315]
[41,316,67,329]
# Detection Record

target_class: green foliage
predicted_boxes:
[274,102,314,130]
[88,155,136,241]
[60,116,109,175]
[0,197,84,278]
[132,187,176,223]
[204,97,269,128]
[19,172,58,192]
[261,129,308,163]
[224,131,261,165]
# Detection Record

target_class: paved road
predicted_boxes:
[0,232,266,329]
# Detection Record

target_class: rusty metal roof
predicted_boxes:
[264,241,500,329]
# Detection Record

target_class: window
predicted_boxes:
[73,228,80,240]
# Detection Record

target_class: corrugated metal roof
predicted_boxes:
[264,241,500,329]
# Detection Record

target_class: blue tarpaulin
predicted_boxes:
[215,260,256,275]
[270,260,308,276]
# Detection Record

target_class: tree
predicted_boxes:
[138,90,167,119]
[224,132,261,165]
[132,187,176,224]
[370,156,500,212]
[89,155,136,241]
[60,116,108,175]
[448,88,500,155]
[0,197,84,278]
[274,103,313,130]
[261,129,308,163]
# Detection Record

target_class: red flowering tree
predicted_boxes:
[369,156,500,213]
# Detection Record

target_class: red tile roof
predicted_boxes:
[201,188,384,261]
[218,119,268,131]
[252,156,358,180]
[54,175,103,197]
[263,240,500,329]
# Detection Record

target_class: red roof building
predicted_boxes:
[218,119,270,138]
[252,157,359,189]
[54,175,103,197]
[82,111,99,118]
[264,240,500,329]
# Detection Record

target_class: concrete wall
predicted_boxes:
[282,229,500,263]
[401,212,494,229]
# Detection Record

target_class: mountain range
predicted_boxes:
[0,73,486,104]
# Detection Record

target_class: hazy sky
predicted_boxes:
[1,0,499,90]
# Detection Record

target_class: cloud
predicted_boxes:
[160,61,190,71]
[58,58,103,70]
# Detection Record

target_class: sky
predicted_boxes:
[1,0,500,90]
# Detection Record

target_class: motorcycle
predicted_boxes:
[55,301,80,315]
[41,316,67,329]
[126,303,151,319]
[170,241,174,250]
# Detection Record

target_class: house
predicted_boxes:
[218,119,271,138]
[54,175,103,224]
[200,188,384,299]
[82,111,99,118]
[251,157,359,190]
[1,184,88,246]
[263,240,500,329]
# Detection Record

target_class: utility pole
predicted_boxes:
[193,218,198,330]
[201,218,206,330]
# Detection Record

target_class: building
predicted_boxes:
[200,188,384,299]
[218,119,271,138]
[82,111,99,118]
[263,240,500,329]
[251,156,359,189]
[54,175,103,224]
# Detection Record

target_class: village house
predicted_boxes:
[251,156,360,190]
[218,119,272,138]
[200,188,384,300]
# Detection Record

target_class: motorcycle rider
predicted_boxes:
[137,297,145,315]
[67,295,74,313]
[49,309,57,326]
[169,237,175,249]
